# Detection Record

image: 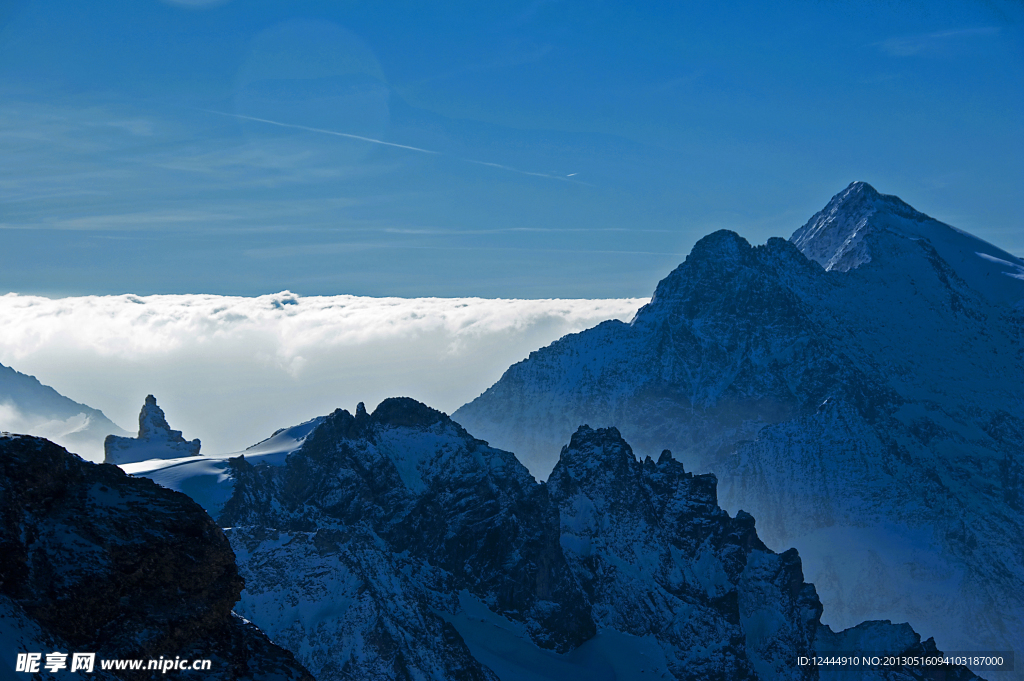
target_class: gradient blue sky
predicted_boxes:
[1,0,1021,298]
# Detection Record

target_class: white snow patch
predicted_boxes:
[122,417,323,516]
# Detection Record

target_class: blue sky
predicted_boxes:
[1,0,1021,298]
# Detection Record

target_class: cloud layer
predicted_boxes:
[0,292,645,460]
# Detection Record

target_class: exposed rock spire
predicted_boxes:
[104,394,200,464]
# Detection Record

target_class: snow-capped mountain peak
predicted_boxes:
[640,229,754,313]
[790,181,928,272]
[126,401,983,681]
[792,180,1024,306]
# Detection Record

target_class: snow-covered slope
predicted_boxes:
[122,416,323,518]
[104,394,201,464]
[0,362,127,461]
[453,182,1023,677]
[128,398,984,681]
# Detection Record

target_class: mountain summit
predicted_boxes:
[793,181,1024,305]
[790,181,926,272]
[453,183,1024,676]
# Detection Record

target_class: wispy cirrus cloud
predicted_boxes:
[0,98,423,240]
[0,292,646,460]
[241,241,688,259]
[874,27,1000,57]
[0,97,590,239]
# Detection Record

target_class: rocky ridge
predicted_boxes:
[140,397,984,681]
[0,433,312,681]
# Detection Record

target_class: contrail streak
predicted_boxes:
[200,109,439,154]
[199,109,588,184]
[465,159,572,182]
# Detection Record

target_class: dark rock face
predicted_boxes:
[0,433,312,681]
[215,400,981,681]
[221,397,592,679]
[546,425,820,680]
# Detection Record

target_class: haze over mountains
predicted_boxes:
[0,362,128,460]
[455,181,1024,676]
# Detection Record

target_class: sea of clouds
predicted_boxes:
[0,292,645,460]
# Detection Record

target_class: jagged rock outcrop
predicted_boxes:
[0,433,312,681]
[453,182,1024,676]
[220,398,588,680]
[546,425,822,679]
[104,395,200,465]
[139,398,982,681]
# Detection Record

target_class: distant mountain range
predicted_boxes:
[453,181,1024,677]
[0,362,128,461]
